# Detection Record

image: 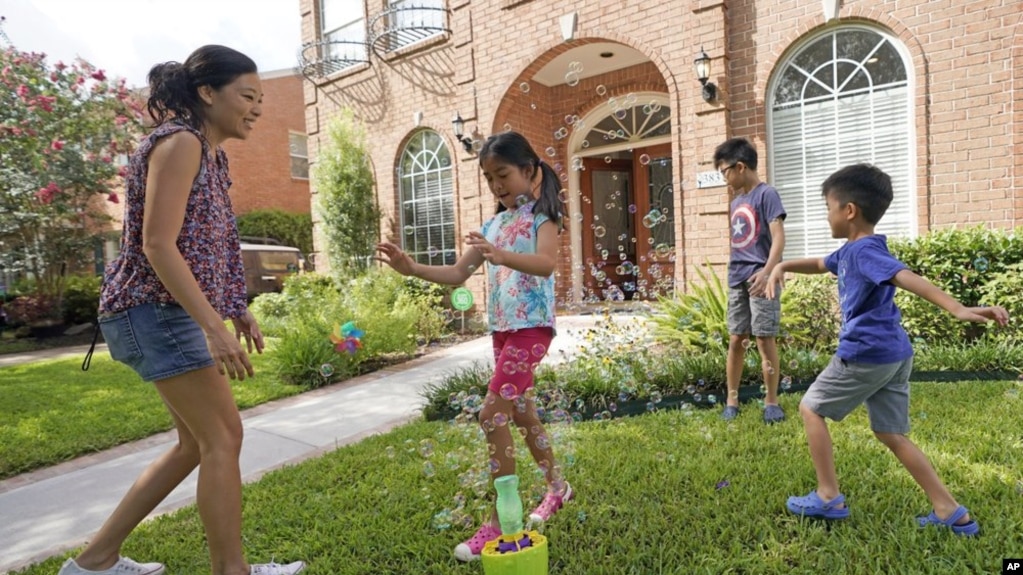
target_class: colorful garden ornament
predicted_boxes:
[330,321,364,354]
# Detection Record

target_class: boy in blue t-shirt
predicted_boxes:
[714,138,787,424]
[765,163,1008,536]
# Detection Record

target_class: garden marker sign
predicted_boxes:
[451,287,473,334]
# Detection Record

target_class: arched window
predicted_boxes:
[769,26,915,259]
[397,130,456,265]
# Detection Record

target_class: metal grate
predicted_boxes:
[368,5,450,58]
[297,39,370,80]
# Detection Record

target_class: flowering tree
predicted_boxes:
[0,40,144,311]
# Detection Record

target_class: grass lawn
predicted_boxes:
[0,348,300,479]
[15,380,1022,575]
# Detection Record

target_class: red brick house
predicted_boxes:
[298,0,1023,307]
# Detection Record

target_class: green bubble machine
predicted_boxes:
[481,474,549,575]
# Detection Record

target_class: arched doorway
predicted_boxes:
[569,93,675,302]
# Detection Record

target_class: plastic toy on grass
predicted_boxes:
[481,474,549,575]
[330,321,363,354]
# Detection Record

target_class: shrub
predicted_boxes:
[890,226,1023,343]
[61,274,102,324]
[780,273,840,352]
[6,294,58,325]
[647,265,827,353]
[236,209,314,256]
[979,262,1023,340]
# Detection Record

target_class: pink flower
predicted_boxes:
[1,66,10,77]
[50,140,64,151]
[55,61,66,71]
[117,165,129,178]
[50,72,58,82]
[16,84,29,98]
[35,182,61,204]
[10,127,21,136]
[107,192,119,204]
[90,70,106,82]
[101,155,112,164]
[114,115,128,126]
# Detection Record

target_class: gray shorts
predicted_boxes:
[801,355,913,434]
[727,282,781,337]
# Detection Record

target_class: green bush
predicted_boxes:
[890,226,1023,343]
[979,262,1023,340]
[235,209,314,256]
[61,274,102,325]
[647,265,828,353]
[263,268,449,387]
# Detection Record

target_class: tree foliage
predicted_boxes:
[236,209,314,256]
[0,42,143,307]
[315,110,381,281]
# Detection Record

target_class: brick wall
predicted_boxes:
[222,70,311,215]
[300,0,1023,303]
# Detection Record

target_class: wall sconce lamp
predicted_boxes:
[451,112,476,153]
[694,47,717,103]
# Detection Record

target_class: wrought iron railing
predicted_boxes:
[297,39,370,80]
[368,3,450,57]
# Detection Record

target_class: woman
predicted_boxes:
[63,46,304,575]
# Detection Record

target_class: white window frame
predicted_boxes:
[397,130,455,265]
[320,0,367,70]
[289,132,309,180]
[767,24,917,260]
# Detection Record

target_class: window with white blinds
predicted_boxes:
[321,0,367,67]
[768,26,915,260]
[398,131,456,265]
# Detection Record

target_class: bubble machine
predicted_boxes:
[481,475,549,575]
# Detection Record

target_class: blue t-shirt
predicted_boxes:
[480,202,556,333]
[824,235,913,364]
[728,183,786,287]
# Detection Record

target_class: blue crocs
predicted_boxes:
[786,491,850,520]
[917,505,979,536]
[721,405,740,421]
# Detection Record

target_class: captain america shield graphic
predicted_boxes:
[731,204,757,249]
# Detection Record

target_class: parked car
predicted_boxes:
[240,242,304,300]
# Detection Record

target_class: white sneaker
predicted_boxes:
[250,561,306,575]
[58,556,165,575]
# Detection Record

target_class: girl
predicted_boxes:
[64,46,304,575]
[376,131,572,562]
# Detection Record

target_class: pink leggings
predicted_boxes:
[488,327,554,396]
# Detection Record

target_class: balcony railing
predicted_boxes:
[298,39,370,80]
[368,4,450,58]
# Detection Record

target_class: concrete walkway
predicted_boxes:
[0,315,617,574]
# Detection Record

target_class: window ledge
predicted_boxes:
[313,61,372,86]
[379,31,450,62]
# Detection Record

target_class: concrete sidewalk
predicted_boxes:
[0,315,615,574]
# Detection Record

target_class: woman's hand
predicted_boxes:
[205,324,254,381]
[375,242,416,276]
[231,309,264,354]
[465,231,504,265]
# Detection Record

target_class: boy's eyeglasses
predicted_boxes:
[719,163,738,177]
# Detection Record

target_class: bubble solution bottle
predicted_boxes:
[482,474,549,575]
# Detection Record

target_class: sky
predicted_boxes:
[1,0,303,87]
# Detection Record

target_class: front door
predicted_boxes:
[579,144,675,301]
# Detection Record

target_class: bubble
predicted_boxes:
[646,401,657,412]
[519,81,531,93]
[531,343,547,357]
[565,71,580,87]
[558,189,569,202]
[781,376,793,390]
[639,154,651,165]
[403,225,415,235]
[608,402,617,412]
[503,122,513,132]
[568,61,583,74]
[545,146,557,157]
[515,194,531,207]
[488,458,501,474]
[432,509,453,530]
[789,359,798,369]
[628,204,638,214]
[596,84,607,96]
[418,439,434,458]
[581,139,590,149]
[319,363,334,377]
[405,438,416,453]
[650,390,662,404]
[654,243,672,258]
[693,393,702,402]
[614,108,627,120]
[385,446,396,459]
[498,383,518,401]
[742,339,752,350]
[641,214,660,228]
[708,394,717,405]
[686,384,696,395]
[604,156,612,164]
[618,390,630,402]
[974,257,989,272]
[423,461,436,477]
[427,246,439,257]
[536,434,551,450]
[593,224,607,238]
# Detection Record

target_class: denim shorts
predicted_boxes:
[98,302,214,382]
[727,281,781,337]
[801,355,913,434]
